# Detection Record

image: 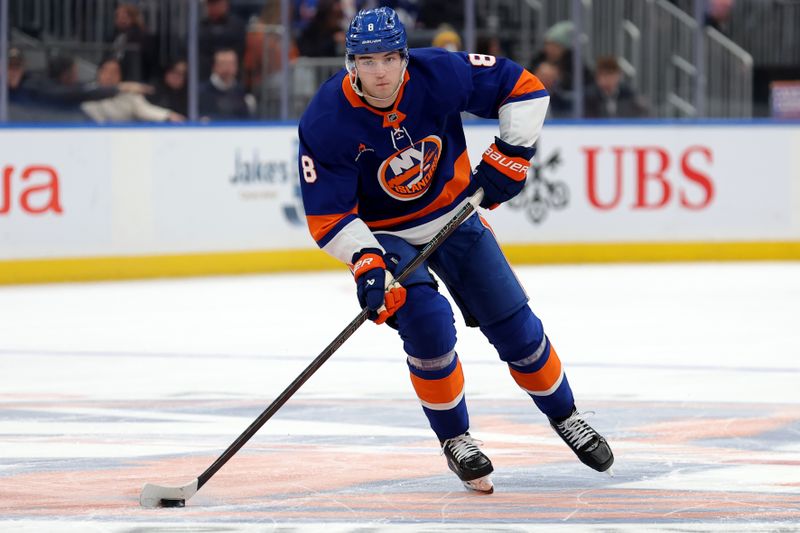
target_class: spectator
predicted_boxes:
[431,25,462,52]
[148,58,189,116]
[584,56,648,119]
[705,0,735,36]
[33,55,118,108]
[297,0,345,57]
[199,0,247,80]
[529,21,591,93]
[7,48,33,105]
[243,0,299,92]
[6,47,44,121]
[9,54,148,122]
[81,57,183,123]
[293,0,319,34]
[108,3,158,81]
[533,61,572,118]
[199,49,254,120]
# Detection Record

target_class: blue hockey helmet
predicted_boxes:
[345,7,408,58]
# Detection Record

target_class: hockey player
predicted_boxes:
[297,7,613,493]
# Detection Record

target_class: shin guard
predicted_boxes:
[396,285,469,440]
[481,306,575,421]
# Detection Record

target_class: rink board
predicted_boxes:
[1,122,799,283]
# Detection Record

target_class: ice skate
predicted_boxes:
[549,408,614,473]
[441,432,494,493]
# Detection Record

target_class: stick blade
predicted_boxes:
[139,479,199,508]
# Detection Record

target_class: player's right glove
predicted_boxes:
[472,136,536,209]
[351,248,407,325]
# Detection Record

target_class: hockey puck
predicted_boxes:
[160,499,185,508]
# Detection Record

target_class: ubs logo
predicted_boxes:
[377,135,441,201]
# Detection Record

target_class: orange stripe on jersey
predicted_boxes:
[365,150,472,230]
[509,346,563,395]
[305,206,358,242]
[478,215,498,237]
[504,69,546,102]
[410,359,465,406]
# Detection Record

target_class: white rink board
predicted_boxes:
[149,128,309,251]
[0,130,115,257]
[1,123,798,261]
[0,127,313,260]
[464,124,800,243]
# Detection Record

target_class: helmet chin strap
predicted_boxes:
[348,60,408,105]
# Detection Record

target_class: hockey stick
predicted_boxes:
[139,188,484,508]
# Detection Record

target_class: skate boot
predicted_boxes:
[441,432,494,493]
[549,408,614,473]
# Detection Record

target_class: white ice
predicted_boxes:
[2,262,797,404]
[1,261,799,532]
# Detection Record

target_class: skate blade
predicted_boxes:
[463,475,494,494]
[605,467,615,477]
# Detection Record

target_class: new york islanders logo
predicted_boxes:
[377,135,442,201]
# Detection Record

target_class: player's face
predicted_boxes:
[355,51,404,103]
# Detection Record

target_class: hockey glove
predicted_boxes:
[472,137,536,209]
[351,248,407,325]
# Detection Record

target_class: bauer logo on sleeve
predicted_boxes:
[377,135,442,201]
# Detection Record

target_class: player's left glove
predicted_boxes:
[472,137,536,209]
[351,248,407,325]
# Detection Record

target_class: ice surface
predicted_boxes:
[1,262,799,531]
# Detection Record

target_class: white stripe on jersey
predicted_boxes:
[372,196,473,246]
[322,217,385,264]
[498,95,550,147]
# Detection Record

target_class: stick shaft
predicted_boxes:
[196,190,483,489]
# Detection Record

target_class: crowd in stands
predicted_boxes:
[529,21,648,119]
[3,0,762,122]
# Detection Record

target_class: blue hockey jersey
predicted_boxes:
[298,47,549,265]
